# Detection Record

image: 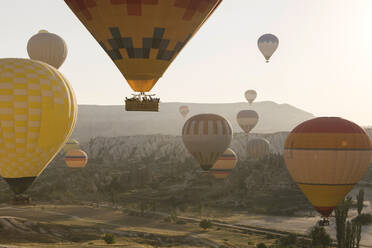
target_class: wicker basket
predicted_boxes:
[125,99,159,112]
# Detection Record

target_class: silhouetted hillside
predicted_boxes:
[72,101,314,141]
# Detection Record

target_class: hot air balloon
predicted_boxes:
[0,58,77,200]
[182,114,232,171]
[258,34,278,63]
[210,148,237,179]
[179,105,189,118]
[64,0,222,112]
[247,138,270,159]
[63,139,80,153]
[237,110,259,134]
[65,149,88,168]
[284,117,372,224]
[245,90,257,105]
[27,30,68,69]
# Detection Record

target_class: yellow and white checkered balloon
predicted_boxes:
[0,58,77,181]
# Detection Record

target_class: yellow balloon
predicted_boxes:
[0,58,77,194]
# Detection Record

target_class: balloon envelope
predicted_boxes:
[258,34,279,62]
[64,0,222,92]
[65,149,88,168]
[237,110,259,134]
[63,139,80,153]
[0,58,77,194]
[182,114,232,171]
[27,30,68,69]
[179,105,189,118]
[284,117,372,218]
[210,148,237,179]
[245,90,257,105]
[247,138,270,159]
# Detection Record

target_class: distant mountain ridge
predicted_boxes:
[72,101,315,142]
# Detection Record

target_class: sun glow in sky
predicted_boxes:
[1,1,372,125]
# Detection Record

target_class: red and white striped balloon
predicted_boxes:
[237,110,259,134]
[182,114,232,171]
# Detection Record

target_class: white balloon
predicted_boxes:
[258,34,279,62]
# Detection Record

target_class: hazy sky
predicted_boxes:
[1,1,372,125]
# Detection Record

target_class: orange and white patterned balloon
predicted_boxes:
[210,148,237,179]
[65,149,88,168]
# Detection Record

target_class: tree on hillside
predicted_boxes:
[199,219,212,230]
[356,189,364,216]
[107,175,121,206]
[335,189,365,248]
[335,197,351,248]
[309,225,332,248]
[354,189,365,247]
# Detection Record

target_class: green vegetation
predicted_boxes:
[256,243,267,248]
[278,233,297,247]
[0,153,312,217]
[357,189,364,215]
[5,135,372,247]
[335,189,366,248]
[309,226,332,247]
[335,197,351,248]
[199,219,212,230]
[102,233,116,244]
[353,213,372,226]
[3,149,372,247]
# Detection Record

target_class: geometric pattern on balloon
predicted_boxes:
[99,27,191,61]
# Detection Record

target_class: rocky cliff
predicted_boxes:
[82,132,290,164]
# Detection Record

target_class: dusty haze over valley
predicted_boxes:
[72,101,314,141]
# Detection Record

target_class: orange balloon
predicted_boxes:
[64,0,222,93]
